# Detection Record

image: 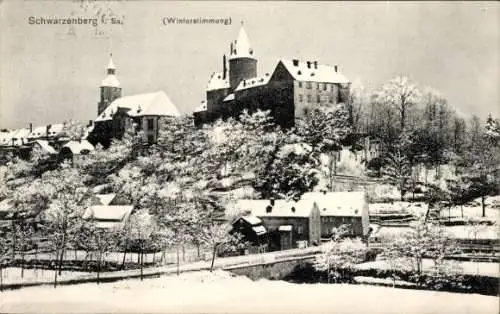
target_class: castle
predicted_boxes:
[193,24,351,127]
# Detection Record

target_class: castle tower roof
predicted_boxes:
[229,23,254,60]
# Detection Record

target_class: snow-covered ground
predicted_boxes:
[356,258,498,277]
[1,267,89,285]
[0,270,497,314]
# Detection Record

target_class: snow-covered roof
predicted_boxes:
[91,194,117,206]
[101,74,120,88]
[235,74,271,91]
[28,124,65,139]
[206,72,230,91]
[240,214,262,226]
[223,93,235,102]
[107,56,116,70]
[233,199,317,218]
[95,91,180,122]
[280,59,350,84]
[0,131,13,145]
[34,140,57,154]
[194,102,207,113]
[229,25,255,60]
[83,205,133,221]
[253,225,267,235]
[279,225,293,232]
[0,198,12,212]
[6,129,30,146]
[302,192,366,217]
[62,140,94,155]
[101,55,120,87]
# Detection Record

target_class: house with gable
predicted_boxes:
[302,191,370,239]
[232,198,321,251]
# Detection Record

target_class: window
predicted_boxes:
[329,96,334,104]
[147,134,155,143]
[316,95,321,103]
[323,83,327,91]
[306,82,312,89]
[147,118,155,131]
[307,95,312,103]
[298,94,303,102]
[298,81,303,88]
[298,226,303,235]
[316,83,319,89]
[331,84,335,92]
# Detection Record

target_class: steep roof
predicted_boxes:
[83,205,133,221]
[34,140,57,154]
[194,102,207,113]
[223,93,235,102]
[230,25,255,60]
[101,74,120,88]
[62,140,94,154]
[233,199,317,218]
[91,194,117,206]
[206,72,230,91]
[280,59,349,84]
[95,91,180,122]
[101,55,120,87]
[6,129,30,146]
[235,74,271,91]
[302,192,366,217]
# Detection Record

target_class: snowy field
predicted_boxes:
[356,258,498,277]
[0,270,497,314]
[0,267,90,285]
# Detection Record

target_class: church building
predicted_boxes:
[89,55,181,148]
[193,24,351,127]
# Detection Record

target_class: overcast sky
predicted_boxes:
[1,1,498,129]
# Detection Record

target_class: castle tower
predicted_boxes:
[98,54,122,115]
[229,22,257,90]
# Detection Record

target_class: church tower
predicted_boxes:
[98,54,122,115]
[229,23,257,90]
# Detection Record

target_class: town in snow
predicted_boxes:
[0,1,499,313]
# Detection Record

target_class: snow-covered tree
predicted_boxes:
[314,237,367,283]
[40,162,91,287]
[380,220,461,285]
[128,209,156,280]
[374,76,420,130]
[199,222,241,272]
[382,149,411,201]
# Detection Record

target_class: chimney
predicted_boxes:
[292,59,299,66]
[222,54,227,79]
[314,61,318,69]
[88,120,93,127]
[266,205,272,213]
[29,123,33,133]
[307,61,311,69]
[46,124,51,138]
[334,65,338,72]
[270,198,275,206]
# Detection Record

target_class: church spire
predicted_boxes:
[101,53,120,87]
[229,22,254,59]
